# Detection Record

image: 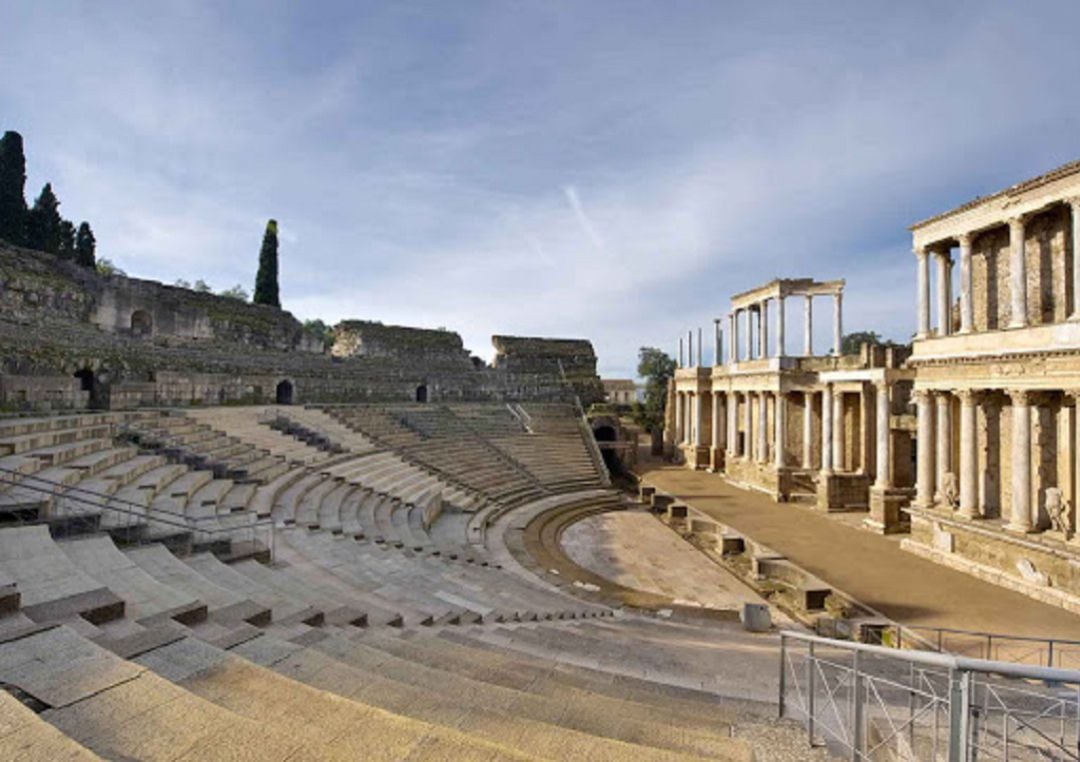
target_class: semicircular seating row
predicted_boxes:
[0,405,813,760]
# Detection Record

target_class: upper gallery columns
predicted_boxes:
[721,279,845,362]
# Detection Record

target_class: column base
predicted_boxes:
[865,486,912,534]
[1005,522,1037,535]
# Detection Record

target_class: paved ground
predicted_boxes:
[638,458,1080,641]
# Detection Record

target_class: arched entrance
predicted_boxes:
[415,384,428,403]
[275,379,294,405]
[592,424,621,474]
[73,368,105,409]
[130,310,152,337]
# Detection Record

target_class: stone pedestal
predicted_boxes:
[864,486,911,534]
[687,445,711,470]
[709,446,726,472]
[817,472,873,512]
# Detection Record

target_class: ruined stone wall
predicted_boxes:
[332,321,471,365]
[492,335,604,405]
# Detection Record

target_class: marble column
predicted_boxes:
[776,296,786,358]
[957,389,978,518]
[860,384,874,476]
[743,391,753,458]
[759,393,769,462]
[775,393,786,468]
[803,392,814,469]
[757,301,767,359]
[804,295,814,356]
[1007,389,1032,532]
[743,309,753,362]
[688,330,694,367]
[1008,217,1028,328]
[729,313,737,363]
[832,293,843,356]
[832,389,844,470]
[693,393,703,447]
[675,392,684,444]
[711,391,721,450]
[714,319,723,366]
[914,390,935,507]
[874,382,890,488]
[1072,200,1080,321]
[935,392,952,502]
[936,249,951,336]
[727,393,738,457]
[958,233,974,334]
[821,384,833,474]
[678,338,684,368]
[915,247,931,339]
[697,327,703,367]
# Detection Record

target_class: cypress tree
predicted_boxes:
[57,219,76,260]
[253,218,281,307]
[25,183,62,253]
[75,221,96,268]
[0,131,27,245]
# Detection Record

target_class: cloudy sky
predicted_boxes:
[4,2,1080,376]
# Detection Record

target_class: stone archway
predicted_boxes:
[275,379,294,405]
[415,384,428,403]
[130,309,152,337]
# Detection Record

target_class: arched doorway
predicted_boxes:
[592,424,621,474]
[415,384,428,403]
[130,310,152,337]
[73,368,104,409]
[275,380,294,405]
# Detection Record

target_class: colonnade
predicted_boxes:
[912,388,1078,533]
[915,198,1080,337]
[725,293,843,362]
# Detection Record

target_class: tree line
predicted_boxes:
[0,131,96,268]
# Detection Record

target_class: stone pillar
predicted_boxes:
[675,392,684,444]
[678,338,684,368]
[760,300,769,359]
[688,330,694,367]
[743,309,753,362]
[803,392,814,469]
[936,249,951,336]
[711,392,721,450]
[874,382,890,488]
[821,384,833,474]
[775,393,786,468]
[1008,217,1028,328]
[1072,200,1080,321]
[914,390,936,507]
[743,391,753,458]
[832,389,844,470]
[727,392,738,457]
[934,392,952,502]
[915,247,931,339]
[757,393,769,462]
[832,293,843,356]
[958,233,974,334]
[776,296,786,358]
[1007,389,1032,532]
[860,384,874,476]
[713,319,723,366]
[697,327,703,367]
[804,295,813,356]
[957,389,978,519]
[693,393,703,447]
[729,312,738,363]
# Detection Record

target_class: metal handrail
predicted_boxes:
[0,465,275,558]
[894,623,1080,668]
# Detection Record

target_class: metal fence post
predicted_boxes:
[851,648,863,761]
[778,634,787,719]
[947,667,971,762]
[808,640,816,747]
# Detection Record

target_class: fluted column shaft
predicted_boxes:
[936,250,951,336]
[874,382,890,488]
[1009,217,1028,328]
[958,390,978,518]
[743,391,753,458]
[803,392,814,468]
[958,233,973,334]
[743,309,753,361]
[775,393,786,468]
[776,297,786,358]
[687,330,694,367]
[821,385,833,474]
[832,293,843,356]
[757,393,768,462]
[729,313,737,363]
[916,248,930,338]
[713,320,723,366]
[1007,389,1032,532]
[675,393,684,444]
[804,296,813,356]
[832,389,844,471]
[693,393,703,447]
[915,390,936,507]
[727,393,738,457]
[760,301,769,359]
[935,392,952,501]
[711,392,721,449]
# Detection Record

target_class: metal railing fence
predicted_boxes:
[780,630,1080,761]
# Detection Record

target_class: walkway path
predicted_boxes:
[638,460,1080,640]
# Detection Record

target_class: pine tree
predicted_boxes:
[0,131,27,245]
[57,219,76,260]
[25,183,62,253]
[253,218,281,307]
[75,221,96,268]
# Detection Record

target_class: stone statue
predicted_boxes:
[940,472,959,509]
[1045,487,1072,537]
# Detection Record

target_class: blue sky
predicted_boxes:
[4,2,1080,377]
